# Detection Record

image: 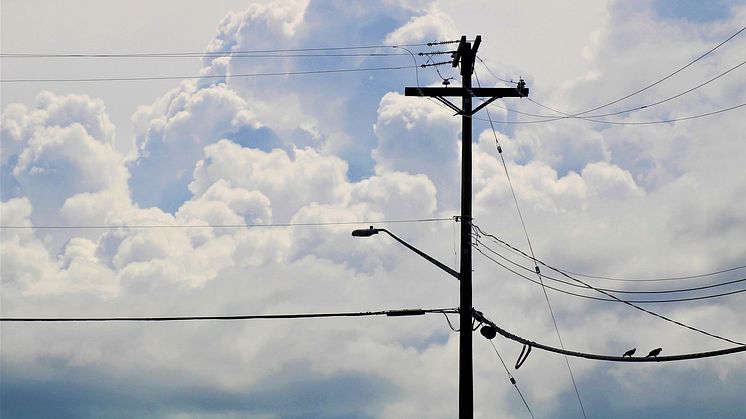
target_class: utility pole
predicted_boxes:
[404,35,528,418]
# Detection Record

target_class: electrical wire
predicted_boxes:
[551,26,746,118]
[0,307,459,322]
[559,265,746,282]
[485,60,746,122]
[0,65,418,83]
[474,56,519,85]
[474,237,746,295]
[487,340,536,419]
[0,52,410,59]
[474,69,587,419]
[473,244,746,303]
[472,26,746,125]
[0,43,432,58]
[472,224,745,346]
[0,217,453,230]
[474,229,746,282]
[492,103,746,125]
[476,310,746,362]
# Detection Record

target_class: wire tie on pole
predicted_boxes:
[515,343,532,370]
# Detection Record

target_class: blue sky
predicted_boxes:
[1,1,745,418]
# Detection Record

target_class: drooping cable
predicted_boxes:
[549,26,746,117]
[469,103,746,125]
[473,224,745,346]
[472,240,746,303]
[476,310,746,362]
[474,230,746,282]
[474,237,746,295]
[474,69,587,419]
[559,265,746,282]
[485,60,746,122]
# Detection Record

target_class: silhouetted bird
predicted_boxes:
[645,347,662,358]
[622,348,636,357]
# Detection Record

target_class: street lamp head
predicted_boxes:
[351,226,380,237]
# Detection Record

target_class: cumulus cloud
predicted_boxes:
[1,92,126,219]
[129,81,278,211]
[1,1,744,418]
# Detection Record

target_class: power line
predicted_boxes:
[487,340,536,419]
[476,102,746,125]
[474,69,587,419]
[486,60,746,122]
[472,26,746,125]
[472,225,745,346]
[559,265,746,282]
[0,64,418,83]
[474,56,519,85]
[0,307,459,322]
[0,52,410,59]
[555,26,746,117]
[475,230,746,282]
[426,89,745,126]
[474,243,746,303]
[474,238,746,295]
[0,217,453,230]
[475,310,746,363]
[0,43,432,57]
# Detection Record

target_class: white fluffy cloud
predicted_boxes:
[1,1,744,418]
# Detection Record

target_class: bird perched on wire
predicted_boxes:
[622,348,636,358]
[645,347,662,358]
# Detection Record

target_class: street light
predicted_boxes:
[351,226,459,280]
[352,224,467,413]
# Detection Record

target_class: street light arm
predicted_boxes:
[378,228,460,280]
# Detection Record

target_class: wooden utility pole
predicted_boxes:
[404,35,529,418]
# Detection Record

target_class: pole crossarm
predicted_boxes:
[404,87,529,117]
[404,87,528,98]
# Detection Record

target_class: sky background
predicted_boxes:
[1,1,745,418]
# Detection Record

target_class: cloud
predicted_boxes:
[1,1,745,418]
[373,92,461,208]
[129,82,275,211]
[384,9,458,45]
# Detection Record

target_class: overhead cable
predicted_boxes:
[475,69,587,419]
[476,310,746,363]
[487,340,536,419]
[472,225,745,346]
[475,231,746,282]
[0,217,453,230]
[474,237,746,295]
[0,43,431,58]
[473,243,746,303]
[486,60,746,122]
[553,26,746,117]
[0,307,459,322]
[0,65,418,83]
